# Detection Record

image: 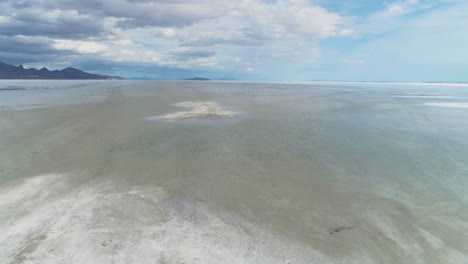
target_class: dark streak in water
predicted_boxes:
[0,88,26,91]
[329,226,354,235]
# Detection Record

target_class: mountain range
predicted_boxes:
[0,61,124,80]
[185,77,211,81]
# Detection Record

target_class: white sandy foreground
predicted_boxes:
[2,174,467,264]
[0,173,325,264]
[148,101,235,120]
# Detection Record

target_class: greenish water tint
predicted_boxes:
[1,80,468,263]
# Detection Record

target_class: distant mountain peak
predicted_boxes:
[62,67,83,73]
[185,77,211,81]
[0,61,124,80]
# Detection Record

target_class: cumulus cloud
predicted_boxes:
[29,0,229,28]
[0,0,352,72]
[0,35,73,65]
[98,45,218,69]
[0,35,57,55]
[357,0,440,35]
[0,6,108,38]
[238,0,343,39]
[169,0,346,47]
[156,27,264,47]
[338,29,356,37]
[52,40,109,54]
[373,0,421,19]
[324,0,468,82]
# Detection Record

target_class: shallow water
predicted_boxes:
[1,80,468,263]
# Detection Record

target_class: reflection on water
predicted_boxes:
[1,80,468,263]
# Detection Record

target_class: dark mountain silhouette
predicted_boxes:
[0,61,124,79]
[184,77,211,81]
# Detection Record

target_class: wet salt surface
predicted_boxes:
[0,174,324,264]
[423,102,468,108]
[394,95,458,99]
[1,80,468,263]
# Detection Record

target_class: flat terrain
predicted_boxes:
[1,80,468,264]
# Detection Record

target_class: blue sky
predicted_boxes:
[0,0,466,81]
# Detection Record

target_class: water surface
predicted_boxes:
[1,80,468,263]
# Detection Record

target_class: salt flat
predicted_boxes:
[1,80,468,264]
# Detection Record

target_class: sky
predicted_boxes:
[0,0,467,82]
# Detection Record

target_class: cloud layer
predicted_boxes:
[0,0,350,75]
[0,0,466,81]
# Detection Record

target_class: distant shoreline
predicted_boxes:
[302,80,468,87]
[1,79,467,87]
[0,61,124,80]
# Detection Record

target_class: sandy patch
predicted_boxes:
[148,101,235,120]
[0,174,324,264]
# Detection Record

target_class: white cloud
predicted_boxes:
[0,0,354,72]
[52,40,108,54]
[0,15,9,24]
[371,0,421,19]
[388,5,405,15]
[109,39,138,47]
[338,29,356,37]
[343,58,365,65]
[330,1,468,81]
[237,0,344,39]
[99,44,219,69]
[103,49,163,63]
[140,0,351,67]
[150,0,348,47]
[159,28,178,39]
[349,0,445,37]
[245,66,254,72]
